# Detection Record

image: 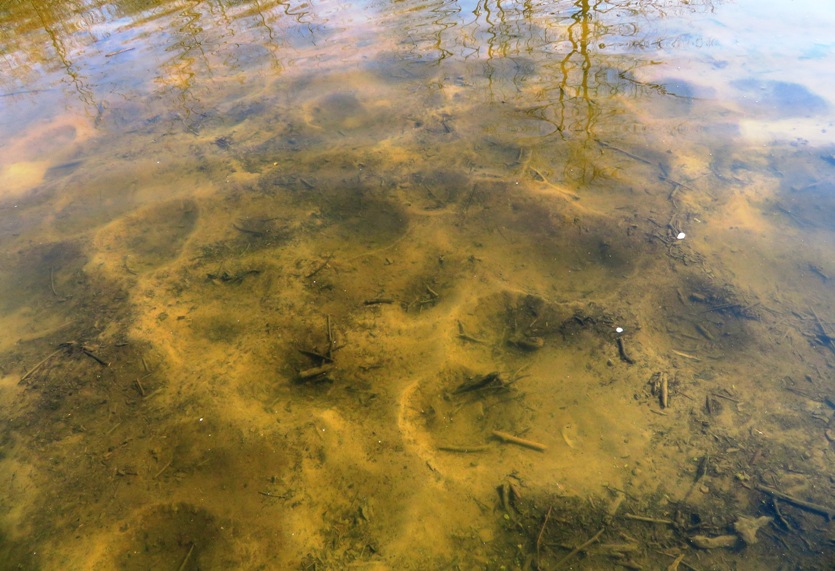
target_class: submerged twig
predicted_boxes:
[536,506,553,562]
[457,320,486,344]
[18,346,66,384]
[297,348,333,363]
[623,513,674,525]
[177,543,195,571]
[81,346,109,367]
[491,430,547,452]
[154,458,173,479]
[754,484,835,520]
[105,47,135,58]
[326,314,334,360]
[305,255,334,279]
[299,364,334,381]
[554,527,605,569]
[617,337,636,364]
[49,266,59,296]
[436,444,490,453]
[453,372,509,395]
[364,298,394,305]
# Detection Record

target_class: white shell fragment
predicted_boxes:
[615,327,624,333]
[677,232,686,240]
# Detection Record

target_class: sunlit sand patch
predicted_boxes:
[1,114,95,167]
[0,310,75,355]
[0,161,48,200]
[707,191,774,234]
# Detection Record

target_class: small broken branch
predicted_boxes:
[491,430,547,452]
[617,337,636,364]
[623,513,674,525]
[554,527,605,569]
[299,364,334,381]
[81,346,109,367]
[18,346,67,384]
[364,298,394,305]
[324,314,338,360]
[50,266,59,296]
[436,444,490,453]
[536,506,553,562]
[305,255,334,279]
[754,484,835,520]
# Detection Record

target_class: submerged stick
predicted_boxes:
[809,305,835,354]
[122,256,138,275]
[458,333,486,344]
[694,323,714,341]
[105,47,135,58]
[711,392,740,403]
[491,430,547,452]
[436,444,490,453]
[657,550,702,571]
[596,138,653,165]
[671,349,700,361]
[105,421,122,435]
[299,364,334,380]
[297,348,333,363]
[536,506,553,561]
[667,554,685,571]
[177,543,195,571]
[49,266,59,296]
[153,458,172,479]
[617,337,636,364]
[554,527,605,569]
[305,255,333,279]
[232,223,267,237]
[624,513,674,525]
[457,320,486,344]
[754,484,835,520]
[81,346,109,367]
[326,314,334,360]
[660,374,669,408]
[19,346,67,384]
[364,298,394,305]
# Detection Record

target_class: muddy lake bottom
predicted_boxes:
[1,0,835,569]
[2,129,834,570]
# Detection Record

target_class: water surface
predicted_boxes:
[1,0,835,569]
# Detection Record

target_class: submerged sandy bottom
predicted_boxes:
[1,40,835,571]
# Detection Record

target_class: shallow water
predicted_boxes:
[1,0,834,569]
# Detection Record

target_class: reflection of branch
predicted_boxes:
[429,2,456,63]
[558,0,596,136]
[159,0,212,132]
[32,1,97,112]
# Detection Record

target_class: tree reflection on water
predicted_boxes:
[1,0,719,123]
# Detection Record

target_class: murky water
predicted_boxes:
[2,0,834,569]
